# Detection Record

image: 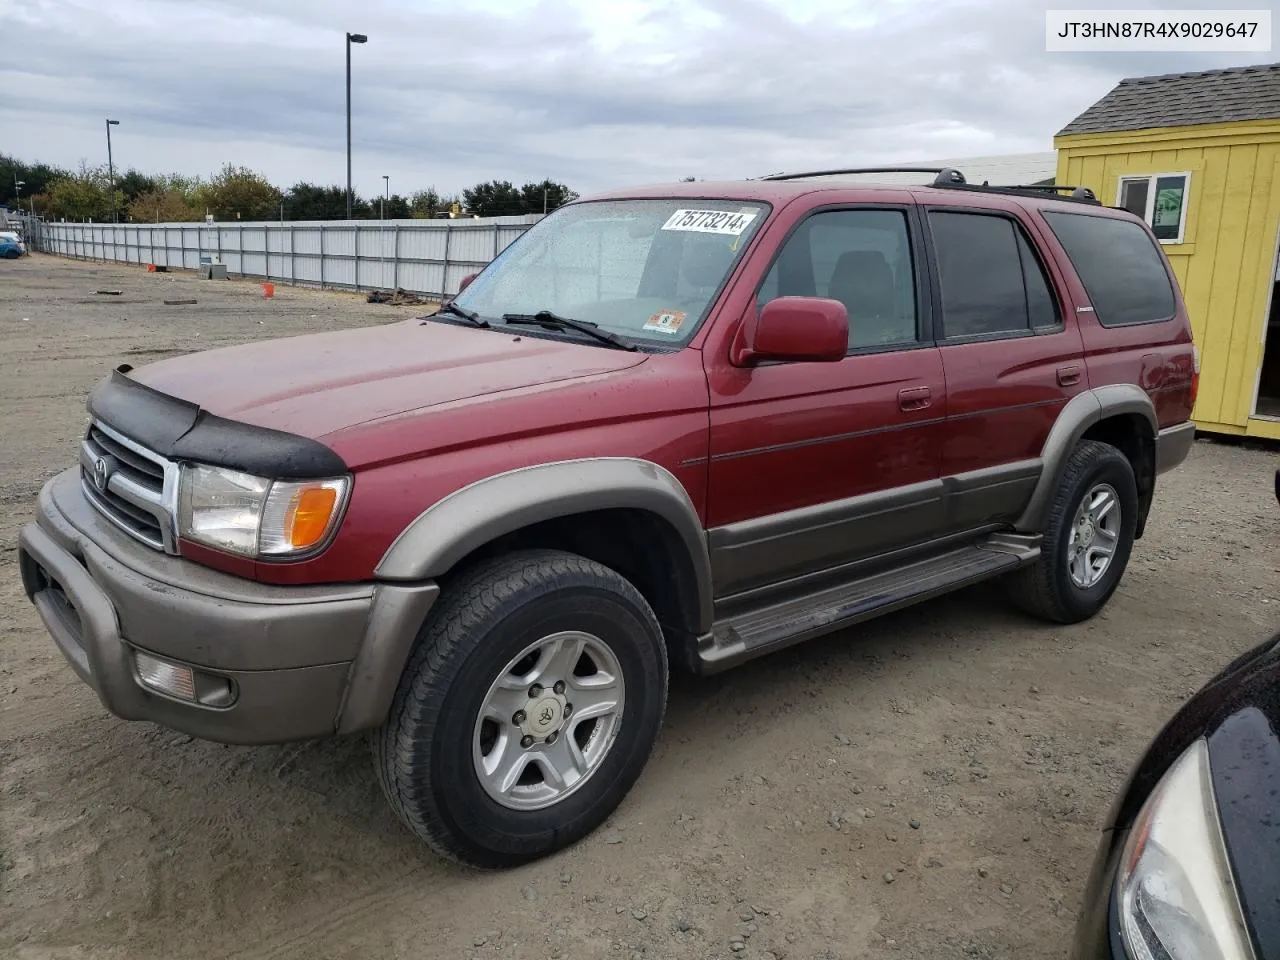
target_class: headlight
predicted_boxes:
[177,464,349,558]
[1117,738,1256,960]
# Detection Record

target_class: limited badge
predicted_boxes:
[643,310,687,334]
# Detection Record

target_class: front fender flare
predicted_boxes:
[375,457,714,634]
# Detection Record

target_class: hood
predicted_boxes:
[1101,630,1280,960]
[128,318,648,439]
[1202,637,1280,960]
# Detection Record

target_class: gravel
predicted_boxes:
[3,256,1277,960]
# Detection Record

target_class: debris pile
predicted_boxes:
[367,288,429,305]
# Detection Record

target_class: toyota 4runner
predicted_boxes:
[19,168,1199,867]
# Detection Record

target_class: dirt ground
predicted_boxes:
[1,255,1277,960]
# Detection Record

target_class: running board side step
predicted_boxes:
[697,535,1040,673]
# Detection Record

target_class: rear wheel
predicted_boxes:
[373,549,668,867]
[1007,440,1138,624]
[3,249,19,259]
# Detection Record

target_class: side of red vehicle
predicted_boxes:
[19,171,1197,866]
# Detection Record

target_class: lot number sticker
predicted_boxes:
[661,208,757,236]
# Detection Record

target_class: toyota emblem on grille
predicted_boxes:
[92,456,112,492]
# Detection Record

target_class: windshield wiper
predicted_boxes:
[424,301,489,328]
[501,311,637,351]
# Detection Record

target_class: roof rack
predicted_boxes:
[761,167,967,187]
[757,167,1101,205]
[931,181,1101,205]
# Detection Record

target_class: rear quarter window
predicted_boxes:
[1040,211,1177,327]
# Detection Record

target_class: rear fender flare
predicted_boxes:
[1015,385,1157,533]
[375,457,714,633]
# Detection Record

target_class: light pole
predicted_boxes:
[14,177,24,212]
[345,32,367,220]
[381,175,389,219]
[105,118,120,222]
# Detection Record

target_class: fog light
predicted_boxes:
[134,651,196,701]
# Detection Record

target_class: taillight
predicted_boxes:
[1190,344,1200,409]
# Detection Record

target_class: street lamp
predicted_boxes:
[105,119,120,222]
[345,32,367,220]
[382,174,389,219]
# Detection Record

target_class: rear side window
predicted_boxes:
[928,211,1038,338]
[1017,230,1060,330]
[1041,212,1177,326]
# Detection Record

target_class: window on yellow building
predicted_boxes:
[1117,173,1190,244]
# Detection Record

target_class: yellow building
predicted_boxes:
[1056,63,1280,440]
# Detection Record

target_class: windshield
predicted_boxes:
[452,198,769,347]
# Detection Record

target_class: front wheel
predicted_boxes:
[3,249,19,259]
[373,549,668,867]
[1006,439,1139,624]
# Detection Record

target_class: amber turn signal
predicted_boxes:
[285,486,340,550]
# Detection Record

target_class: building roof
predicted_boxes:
[1058,62,1280,136]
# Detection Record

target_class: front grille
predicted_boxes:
[80,421,178,553]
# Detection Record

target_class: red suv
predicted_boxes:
[19,169,1198,867]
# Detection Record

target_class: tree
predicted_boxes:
[116,169,159,207]
[518,179,577,214]
[126,188,201,223]
[26,192,53,218]
[195,163,282,221]
[2,151,576,223]
[462,180,524,217]
[410,187,442,218]
[383,194,411,218]
[283,182,345,220]
[0,153,69,209]
[45,164,115,221]
[282,182,377,220]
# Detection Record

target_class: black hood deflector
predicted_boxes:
[88,368,347,480]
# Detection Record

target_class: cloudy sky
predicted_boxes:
[2,0,1267,198]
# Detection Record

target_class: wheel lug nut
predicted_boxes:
[563,703,572,717]
[520,735,534,748]
[529,684,543,698]
[546,731,558,744]
[553,680,566,695]
[512,710,526,725]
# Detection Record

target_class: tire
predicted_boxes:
[3,249,19,259]
[1007,439,1139,624]
[373,549,668,867]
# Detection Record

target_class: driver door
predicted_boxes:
[705,205,947,599]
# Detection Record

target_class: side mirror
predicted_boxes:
[457,272,478,294]
[733,297,849,365]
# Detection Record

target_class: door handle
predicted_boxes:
[1057,364,1082,387]
[898,386,932,412]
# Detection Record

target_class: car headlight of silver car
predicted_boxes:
[1116,737,1256,960]
[177,464,350,558]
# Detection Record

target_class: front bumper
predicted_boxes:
[1071,827,1129,960]
[18,469,437,744]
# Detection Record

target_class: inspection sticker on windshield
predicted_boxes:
[643,310,687,334]
[661,208,757,236]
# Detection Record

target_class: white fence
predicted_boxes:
[29,215,543,299]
